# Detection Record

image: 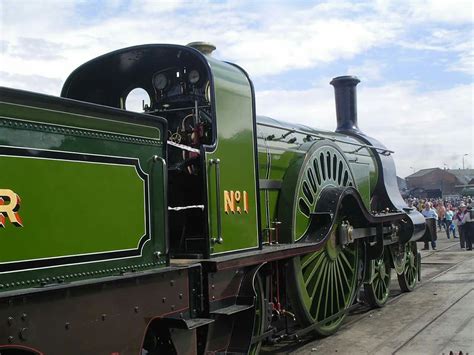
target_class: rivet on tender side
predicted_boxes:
[19,327,28,340]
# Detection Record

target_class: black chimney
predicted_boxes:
[330,75,361,133]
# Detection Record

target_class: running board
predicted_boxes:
[210,304,253,316]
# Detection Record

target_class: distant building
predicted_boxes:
[449,169,474,196]
[405,168,474,197]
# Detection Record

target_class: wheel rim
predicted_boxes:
[287,145,362,334]
[365,249,391,306]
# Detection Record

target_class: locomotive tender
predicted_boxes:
[0,42,425,354]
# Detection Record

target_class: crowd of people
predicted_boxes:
[405,197,473,251]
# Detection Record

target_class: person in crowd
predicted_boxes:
[418,199,425,212]
[445,204,456,239]
[436,201,446,232]
[453,204,468,250]
[461,205,473,251]
[421,202,438,250]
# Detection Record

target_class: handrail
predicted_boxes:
[209,158,223,244]
[256,121,394,156]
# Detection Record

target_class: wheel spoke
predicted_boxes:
[381,278,387,296]
[340,251,352,270]
[303,252,325,288]
[323,264,331,319]
[374,277,380,298]
[302,250,323,269]
[337,257,350,293]
[314,261,329,320]
[299,193,313,211]
[333,262,342,311]
[309,259,328,300]
[329,263,334,316]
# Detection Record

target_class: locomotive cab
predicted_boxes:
[62,43,260,258]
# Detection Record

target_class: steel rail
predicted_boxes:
[392,288,473,354]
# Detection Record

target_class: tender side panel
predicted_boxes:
[0,150,147,263]
[0,88,167,291]
[0,266,192,355]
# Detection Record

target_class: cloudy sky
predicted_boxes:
[1,0,472,177]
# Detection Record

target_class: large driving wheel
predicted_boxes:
[281,143,363,336]
[288,235,361,335]
[364,247,392,307]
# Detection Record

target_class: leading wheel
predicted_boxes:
[281,143,363,336]
[363,247,392,307]
[397,242,418,292]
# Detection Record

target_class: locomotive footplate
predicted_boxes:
[201,227,403,273]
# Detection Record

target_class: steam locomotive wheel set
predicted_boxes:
[0,42,426,354]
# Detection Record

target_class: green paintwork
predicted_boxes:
[0,156,146,262]
[0,101,161,140]
[0,88,167,292]
[204,58,259,255]
[256,116,379,239]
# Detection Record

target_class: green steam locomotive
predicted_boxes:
[0,42,425,354]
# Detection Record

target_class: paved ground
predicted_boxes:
[265,236,474,355]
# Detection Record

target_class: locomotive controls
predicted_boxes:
[152,72,168,90]
[188,69,200,84]
[151,67,208,108]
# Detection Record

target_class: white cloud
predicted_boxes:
[0,0,402,85]
[347,60,387,82]
[448,49,474,75]
[0,71,62,95]
[220,17,399,77]
[1,0,471,88]
[405,0,473,24]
